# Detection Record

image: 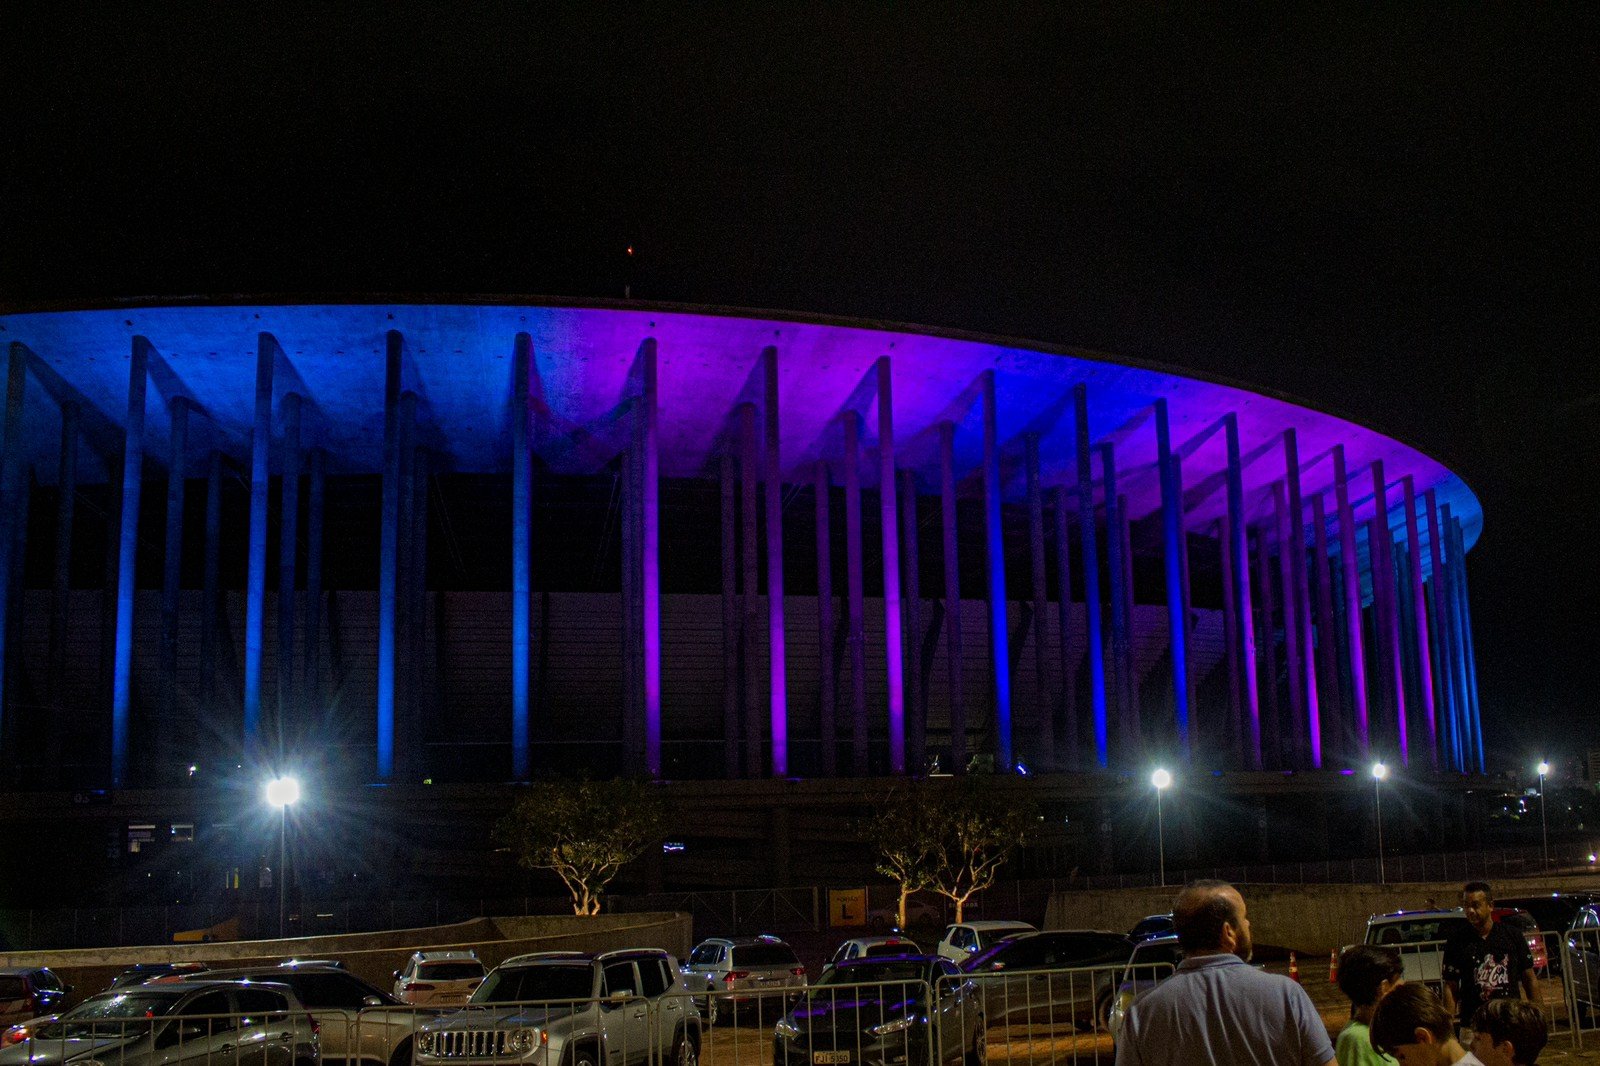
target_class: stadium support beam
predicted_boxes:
[304,447,324,734]
[980,370,1012,772]
[1256,518,1279,764]
[158,397,189,781]
[1274,481,1302,764]
[1224,413,1261,769]
[720,449,739,777]
[112,337,151,786]
[1311,492,1338,762]
[200,450,221,728]
[876,357,903,775]
[1026,434,1051,768]
[1403,477,1437,768]
[642,339,661,778]
[1285,431,1318,766]
[1334,445,1370,754]
[376,330,401,780]
[1425,489,1456,770]
[938,421,965,774]
[1155,399,1190,761]
[1074,384,1108,767]
[1100,443,1129,758]
[1053,485,1078,769]
[1372,461,1408,764]
[1455,517,1484,772]
[277,392,301,745]
[739,402,760,777]
[510,333,533,780]
[762,346,786,777]
[843,409,866,776]
[815,460,836,777]
[396,390,418,776]
[0,343,26,767]
[900,468,924,775]
[47,400,78,772]
[1217,516,1241,764]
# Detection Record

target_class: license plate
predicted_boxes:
[813,1054,850,1064]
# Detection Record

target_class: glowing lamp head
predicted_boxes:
[1538,761,1551,777]
[265,776,301,808]
[1151,768,1172,791]
[1371,762,1389,782]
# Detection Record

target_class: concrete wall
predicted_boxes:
[1046,875,1600,956]
[0,911,693,1007]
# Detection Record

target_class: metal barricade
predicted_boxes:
[407,993,693,1066]
[8,1005,315,1066]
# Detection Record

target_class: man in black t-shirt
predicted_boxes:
[1442,880,1539,1029]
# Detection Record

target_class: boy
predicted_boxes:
[1469,999,1547,1066]
[1336,945,1404,1065]
[1370,984,1485,1065]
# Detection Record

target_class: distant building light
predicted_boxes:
[663,841,686,854]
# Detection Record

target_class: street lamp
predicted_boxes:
[1538,761,1551,868]
[1151,768,1173,887]
[1371,762,1388,884]
[265,776,300,939]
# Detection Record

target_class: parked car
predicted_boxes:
[936,921,1036,964]
[0,969,71,1030]
[415,949,699,1066]
[1106,934,1184,1041]
[106,963,209,990]
[1560,902,1600,1015]
[679,936,808,1019]
[0,978,319,1066]
[866,898,942,932]
[1363,908,1547,987]
[171,964,418,1066]
[1500,893,1600,975]
[827,936,922,969]
[773,955,983,1066]
[959,929,1132,1027]
[1124,915,1174,944]
[393,951,485,1007]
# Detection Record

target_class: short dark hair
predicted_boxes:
[1172,880,1239,952]
[1473,999,1548,1065]
[1337,945,1402,1007]
[1463,880,1493,900]
[1370,984,1454,1054]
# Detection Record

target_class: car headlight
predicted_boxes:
[416,1032,435,1055]
[773,1020,800,1040]
[868,1017,916,1037]
[505,1029,542,1054]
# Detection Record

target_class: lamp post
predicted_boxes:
[1151,768,1172,887]
[265,776,300,939]
[1538,761,1551,868]
[1371,762,1388,884]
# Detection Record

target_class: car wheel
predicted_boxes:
[565,1042,601,1066]
[1094,991,1115,1033]
[965,1019,986,1066]
[388,1038,414,1066]
[673,1028,698,1066]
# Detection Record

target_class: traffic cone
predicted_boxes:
[1289,951,1300,983]
[1329,949,1339,983]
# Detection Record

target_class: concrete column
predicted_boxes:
[900,469,925,774]
[621,446,639,774]
[277,393,301,742]
[938,422,965,774]
[1075,385,1108,767]
[1439,502,1466,771]
[1119,494,1139,745]
[814,460,836,777]
[1100,444,1130,756]
[980,371,1012,771]
[1334,446,1370,753]
[0,344,26,767]
[1425,489,1457,770]
[740,402,761,777]
[1053,486,1078,769]
[1371,462,1408,763]
[721,450,740,777]
[875,357,903,775]
[47,401,78,773]
[200,450,221,725]
[1217,517,1242,764]
[396,391,418,776]
[1285,431,1319,767]
[1273,482,1302,765]
[642,341,661,778]
[4,462,28,767]
[1255,522,1280,765]
[1224,414,1261,769]
[1453,517,1484,771]
[158,398,189,781]
[1155,400,1190,761]
[112,338,151,786]
[1311,492,1339,762]
[510,333,533,780]
[376,331,401,779]
[1403,478,1437,769]
[1025,435,1051,767]
[843,410,866,775]
[304,447,324,733]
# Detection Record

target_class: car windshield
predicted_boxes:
[733,945,797,967]
[863,942,919,958]
[472,965,592,1004]
[419,963,484,981]
[35,991,183,1039]
[1368,917,1469,945]
[817,962,928,988]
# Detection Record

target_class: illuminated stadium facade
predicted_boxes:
[0,300,1485,791]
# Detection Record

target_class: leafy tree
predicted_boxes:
[862,787,942,928]
[495,778,666,916]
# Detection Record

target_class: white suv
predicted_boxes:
[937,921,1036,963]
[393,952,485,1007]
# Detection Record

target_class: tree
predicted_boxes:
[863,778,1037,923]
[494,778,666,916]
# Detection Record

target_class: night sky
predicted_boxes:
[3,6,1595,772]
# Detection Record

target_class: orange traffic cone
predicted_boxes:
[1289,951,1300,983]
[1329,949,1339,983]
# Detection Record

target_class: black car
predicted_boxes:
[960,930,1132,1027]
[1125,915,1174,944]
[106,964,210,990]
[0,969,71,1030]
[773,955,982,1066]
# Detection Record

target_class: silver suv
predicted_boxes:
[0,978,320,1066]
[679,936,808,1019]
[415,950,698,1066]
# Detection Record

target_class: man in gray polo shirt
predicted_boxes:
[1116,880,1335,1066]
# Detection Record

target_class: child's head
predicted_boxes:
[1370,983,1457,1065]
[1338,944,1404,1007]
[1470,999,1548,1066]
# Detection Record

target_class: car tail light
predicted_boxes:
[409,984,436,991]
[790,967,806,977]
[307,1013,320,1037]
[723,971,750,984]
[3,1026,31,1047]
